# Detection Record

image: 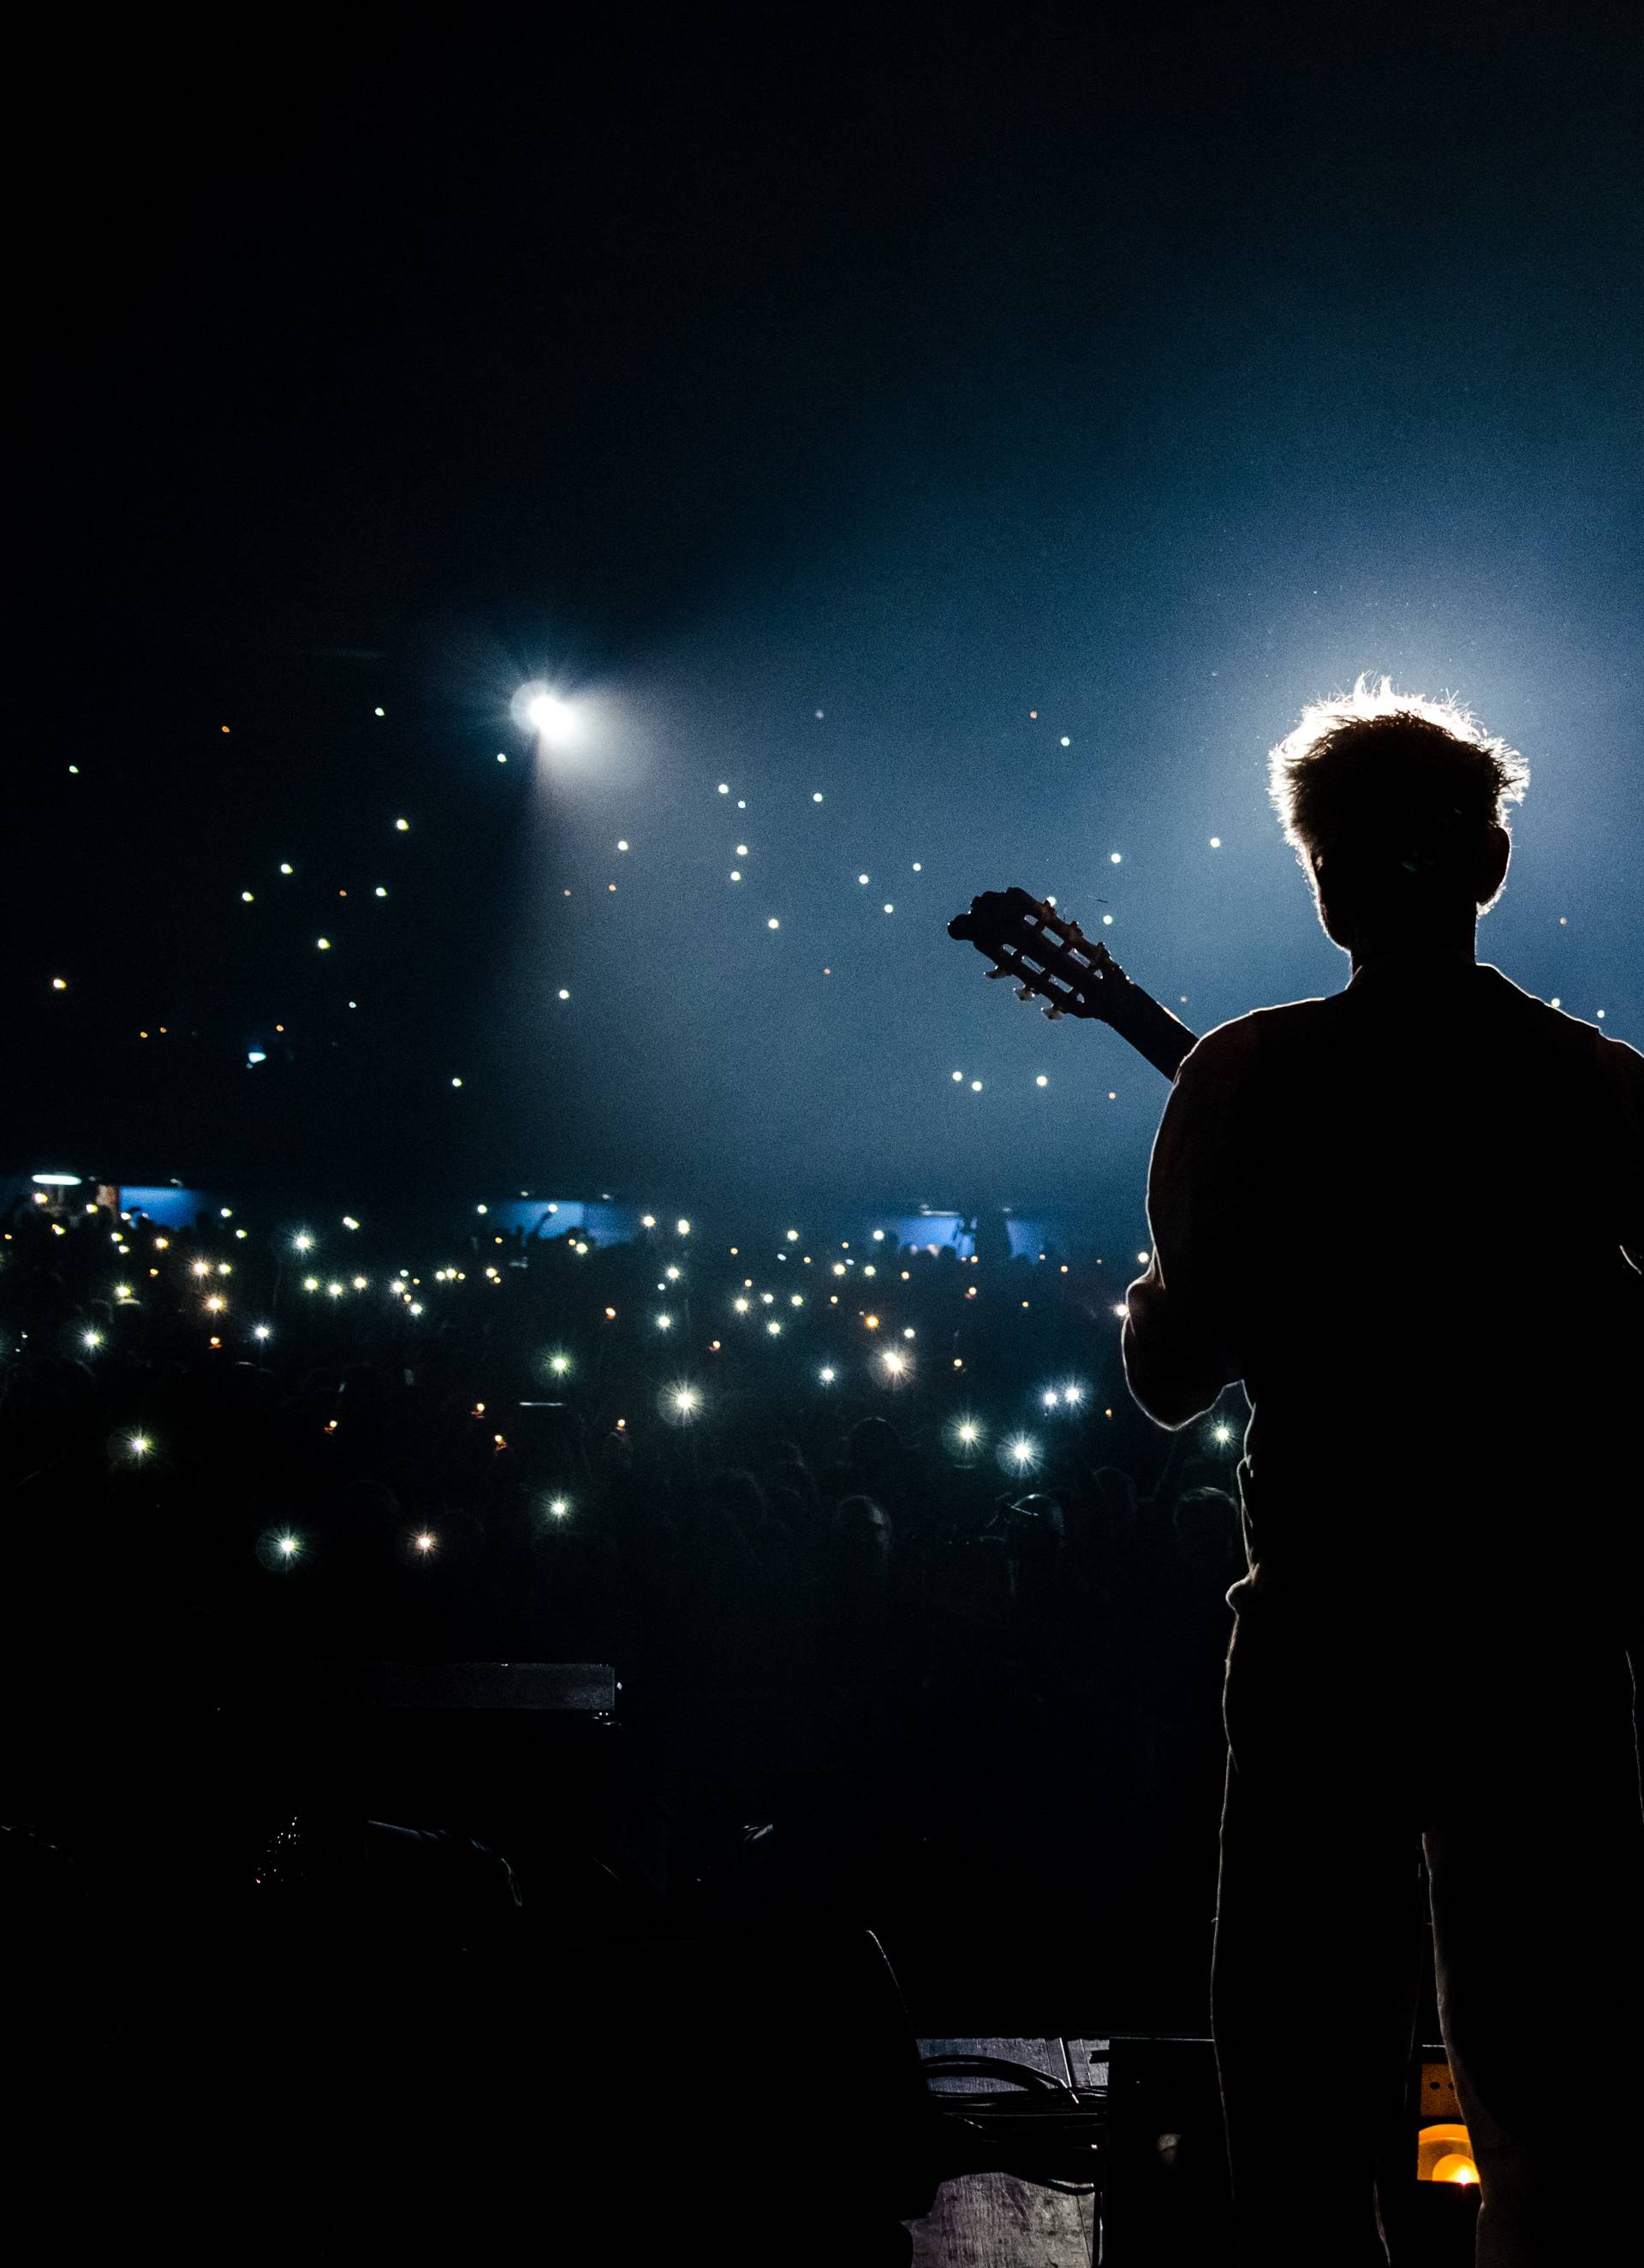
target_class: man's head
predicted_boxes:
[1268,676,1528,960]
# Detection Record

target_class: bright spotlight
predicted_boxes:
[513,682,579,744]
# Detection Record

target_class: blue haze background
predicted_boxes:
[12,5,1639,1228]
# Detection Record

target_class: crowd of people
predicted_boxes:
[3,1184,1248,2006]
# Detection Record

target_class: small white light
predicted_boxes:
[1110,852,1122,865]
[1036,1074,1048,1087]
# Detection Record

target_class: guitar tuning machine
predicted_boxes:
[1015,985,1035,1003]
[1042,1003,1064,1020]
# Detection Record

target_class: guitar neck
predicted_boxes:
[947,887,1200,1080]
[1096,959,1199,1080]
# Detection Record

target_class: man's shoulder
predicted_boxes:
[1177,993,1341,1079]
[1475,964,1644,1079]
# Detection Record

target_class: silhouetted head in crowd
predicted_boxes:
[846,1414,901,1487]
[706,1467,768,1537]
[1092,1465,1140,1534]
[831,1494,892,1599]
[997,1491,1065,1552]
[1268,676,1527,968]
[765,1455,822,1517]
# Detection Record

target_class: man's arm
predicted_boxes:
[1599,1031,1644,1274]
[1122,1024,1248,1429]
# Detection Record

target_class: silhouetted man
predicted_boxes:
[1122,678,1644,2265]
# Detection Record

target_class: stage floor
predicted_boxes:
[908,2037,1104,2266]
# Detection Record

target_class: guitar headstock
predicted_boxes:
[947,887,1126,1023]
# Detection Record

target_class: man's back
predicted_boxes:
[1135,954,1643,1629]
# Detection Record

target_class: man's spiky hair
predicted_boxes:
[1268,676,1529,911]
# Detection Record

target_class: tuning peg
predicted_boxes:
[1015,985,1035,1003]
[984,965,1010,979]
[1042,1003,1064,1020]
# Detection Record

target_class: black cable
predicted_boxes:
[919,2052,1100,2194]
